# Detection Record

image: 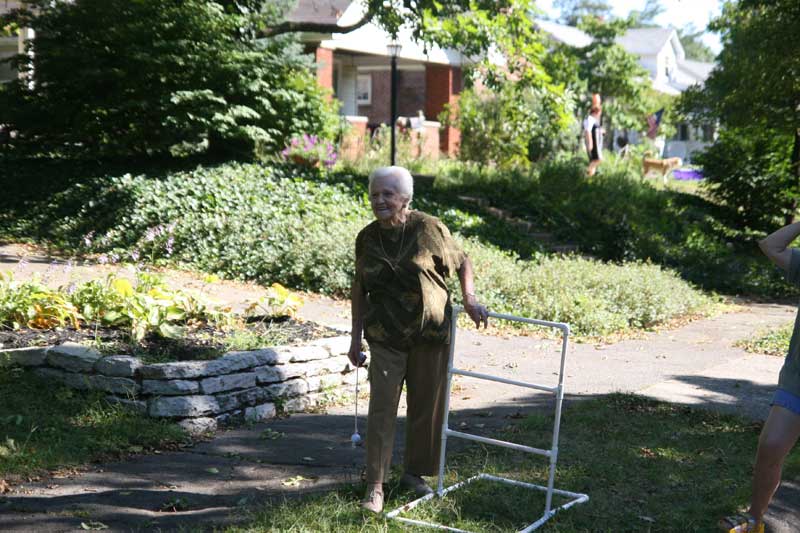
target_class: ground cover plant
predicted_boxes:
[0,265,319,362]
[0,160,715,339]
[738,322,794,357]
[223,394,800,532]
[434,155,792,298]
[0,366,186,481]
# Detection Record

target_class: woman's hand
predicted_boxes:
[463,294,489,329]
[348,338,367,367]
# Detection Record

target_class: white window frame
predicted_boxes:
[356,74,371,105]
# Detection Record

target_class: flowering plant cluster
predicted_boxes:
[281,134,337,169]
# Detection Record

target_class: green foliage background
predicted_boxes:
[0,0,339,159]
[0,160,712,337]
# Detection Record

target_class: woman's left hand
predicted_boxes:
[464,295,489,329]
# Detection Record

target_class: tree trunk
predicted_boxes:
[787,128,800,226]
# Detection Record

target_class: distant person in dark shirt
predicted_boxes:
[583,106,603,176]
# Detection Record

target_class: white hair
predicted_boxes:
[368,166,414,203]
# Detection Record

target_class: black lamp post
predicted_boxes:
[387,41,402,166]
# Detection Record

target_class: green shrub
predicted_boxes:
[446,86,576,168]
[695,126,796,230]
[0,0,338,159]
[435,156,793,298]
[0,161,713,337]
[458,239,711,337]
[0,270,233,342]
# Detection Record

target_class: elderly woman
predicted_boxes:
[348,166,489,513]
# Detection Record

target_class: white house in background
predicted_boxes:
[537,21,717,162]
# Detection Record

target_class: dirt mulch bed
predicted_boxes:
[0,317,341,364]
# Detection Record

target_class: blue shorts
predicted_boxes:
[771,389,800,417]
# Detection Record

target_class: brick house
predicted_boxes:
[1,0,463,159]
[287,0,466,158]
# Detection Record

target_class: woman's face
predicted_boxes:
[369,175,408,222]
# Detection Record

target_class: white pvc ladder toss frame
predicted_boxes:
[385,306,589,532]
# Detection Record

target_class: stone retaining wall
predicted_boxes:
[0,336,365,434]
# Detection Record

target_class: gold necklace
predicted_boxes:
[378,220,406,270]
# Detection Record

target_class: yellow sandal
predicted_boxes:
[718,512,764,533]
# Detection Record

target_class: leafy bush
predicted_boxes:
[0,272,80,330]
[435,156,793,297]
[0,160,714,337]
[281,135,338,169]
[457,239,711,337]
[0,270,236,342]
[446,86,576,167]
[695,126,796,230]
[0,0,338,158]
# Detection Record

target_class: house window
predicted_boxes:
[356,74,371,105]
[672,124,691,141]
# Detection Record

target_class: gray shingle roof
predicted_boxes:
[614,27,675,56]
[534,19,593,48]
[680,59,715,79]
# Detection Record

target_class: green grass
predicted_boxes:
[223,394,800,532]
[738,322,794,356]
[0,366,186,479]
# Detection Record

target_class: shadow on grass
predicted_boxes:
[4,384,798,532]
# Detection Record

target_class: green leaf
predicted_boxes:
[158,323,186,339]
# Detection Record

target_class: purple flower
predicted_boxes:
[109,253,120,264]
[63,260,73,274]
[14,257,29,271]
[97,254,109,265]
[130,250,140,262]
[66,282,76,295]
[165,236,175,256]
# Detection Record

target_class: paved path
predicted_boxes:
[1,244,799,531]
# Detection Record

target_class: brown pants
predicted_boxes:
[365,341,450,484]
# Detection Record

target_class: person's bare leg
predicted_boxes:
[748,405,800,522]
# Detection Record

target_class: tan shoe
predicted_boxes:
[360,485,384,514]
[400,472,434,497]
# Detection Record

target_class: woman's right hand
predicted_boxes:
[348,338,366,367]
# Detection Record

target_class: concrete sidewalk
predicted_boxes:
[1,244,799,531]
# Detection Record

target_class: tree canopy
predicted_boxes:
[553,0,612,26]
[680,0,800,225]
[0,0,339,158]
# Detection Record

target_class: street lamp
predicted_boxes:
[387,41,402,166]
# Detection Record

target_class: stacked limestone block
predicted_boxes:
[0,336,366,434]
